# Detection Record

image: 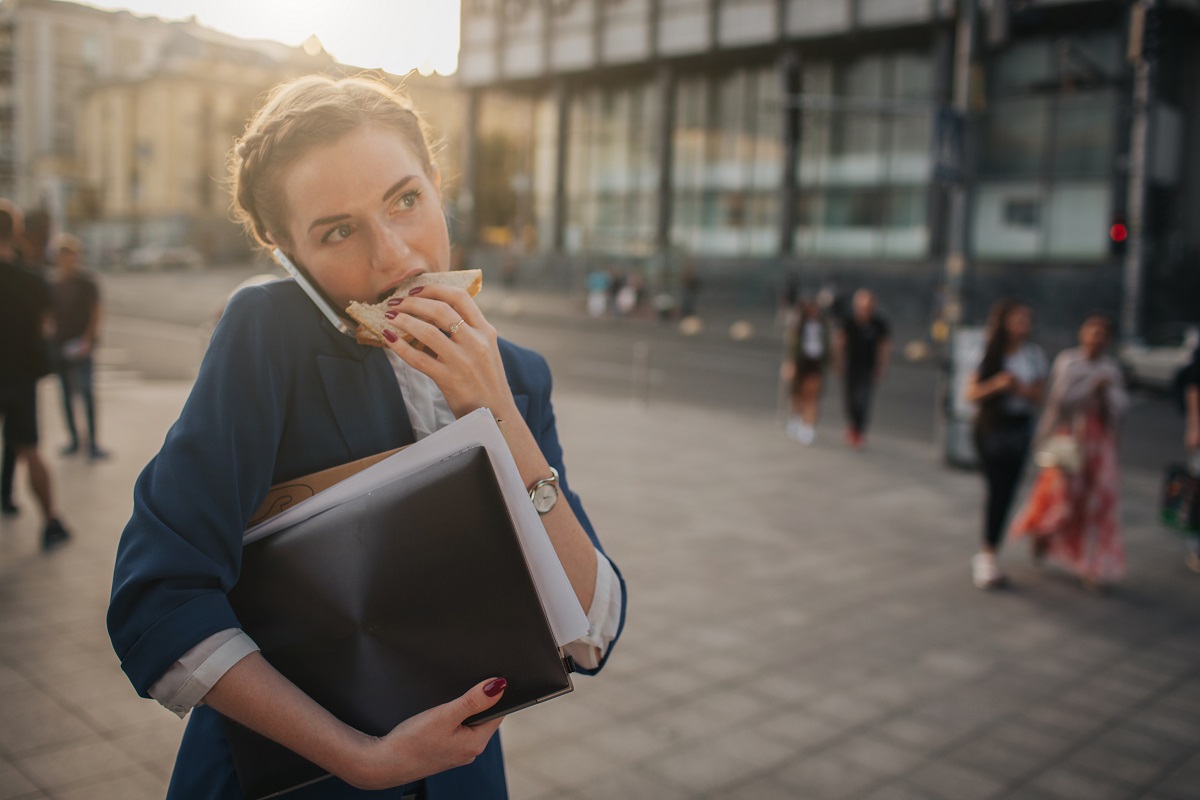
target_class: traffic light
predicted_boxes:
[1109,213,1128,258]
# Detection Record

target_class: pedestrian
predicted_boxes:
[783,297,830,445]
[680,261,701,319]
[586,268,609,318]
[51,233,109,460]
[2,208,51,514]
[1010,314,1128,591]
[965,300,1046,589]
[1179,341,1199,573]
[106,74,625,800]
[0,202,71,548]
[833,289,891,449]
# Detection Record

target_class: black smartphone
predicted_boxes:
[271,248,357,337]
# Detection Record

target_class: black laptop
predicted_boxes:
[225,445,574,799]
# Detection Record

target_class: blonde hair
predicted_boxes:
[229,74,438,250]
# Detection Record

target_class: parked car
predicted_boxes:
[125,245,204,272]
[1118,322,1199,390]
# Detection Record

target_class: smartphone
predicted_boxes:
[272,248,357,338]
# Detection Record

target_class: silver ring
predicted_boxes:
[448,318,465,336]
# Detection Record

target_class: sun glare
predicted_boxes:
[81,0,461,76]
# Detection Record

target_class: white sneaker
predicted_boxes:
[797,423,815,445]
[786,418,803,441]
[971,553,1006,589]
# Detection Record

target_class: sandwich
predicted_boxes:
[347,270,483,348]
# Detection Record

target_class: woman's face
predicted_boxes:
[1004,306,1032,341]
[278,123,450,310]
[1079,318,1110,354]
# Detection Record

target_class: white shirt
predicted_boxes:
[149,349,622,717]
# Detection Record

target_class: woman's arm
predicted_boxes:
[965,369,1015,403]
[382,286,600,610]
[203,653,505,790]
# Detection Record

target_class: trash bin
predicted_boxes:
[939,325,984,468]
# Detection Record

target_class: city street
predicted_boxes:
[0,268,1196,799]
[102,268,1186,475]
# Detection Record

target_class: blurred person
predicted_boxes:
[1180,341,1199,573]
[2,208,52,512]
[1011,315,1128,591]
[20,208,52,272]
[833,289,891,449]
[51,233,109,460]
[586,268,609,318]
[783,297,830,445]
[680,262,701,319]
[0,203,71,549]
[106,74,624,799]
[965,300,1046,589]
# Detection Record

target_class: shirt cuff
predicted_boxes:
[147,629,260,718]
[563,549,622,671]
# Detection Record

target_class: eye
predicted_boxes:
[393,189,422,212]
[322,222,354,243]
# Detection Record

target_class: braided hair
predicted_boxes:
[228,74,438,250]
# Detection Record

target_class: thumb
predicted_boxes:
[450,677,507,724]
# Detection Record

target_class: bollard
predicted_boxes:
[631,341,651,407]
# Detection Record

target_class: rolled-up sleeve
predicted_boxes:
[107,286,289,697]
[149,629,260,718]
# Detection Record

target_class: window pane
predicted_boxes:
[1053,91,1115,179]
[1046,182,1109,259]
[979,96,1049,178]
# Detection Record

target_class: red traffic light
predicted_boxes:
[1109,222,1128,243]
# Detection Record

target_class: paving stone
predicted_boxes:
[906,760,1009,800]
[1026,766,1138,800]
[0,757,38,800]
[772,754,882,800]
[12,738,138,791]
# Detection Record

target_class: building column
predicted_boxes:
[778,50,801,258]
[461,88,482,251]
[552,79,570,254]
[655,63,676,257]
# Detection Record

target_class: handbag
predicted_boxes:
[1161,459,1200,534]
[1034,433,1082,473]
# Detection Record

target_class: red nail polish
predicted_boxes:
[408,286,424,296]
[483,678,507,697]
[384,310,398,319]
[387,297,404,307]
[382,329,398,343]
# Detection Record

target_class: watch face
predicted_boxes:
[532,483,559,514]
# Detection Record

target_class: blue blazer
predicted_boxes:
[107,279,625,800]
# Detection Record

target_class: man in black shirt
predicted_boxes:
[834,289,891,449]
[0,205,70,548]
[52,234,108,459]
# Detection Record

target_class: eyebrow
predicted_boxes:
[306,176,419,234]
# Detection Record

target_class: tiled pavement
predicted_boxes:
[1,376,1198,799]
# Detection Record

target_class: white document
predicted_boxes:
[244,408,590,648]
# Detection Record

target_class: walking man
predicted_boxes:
[834,289,891,449]
[52,233,108,459]
[0,204,71,549]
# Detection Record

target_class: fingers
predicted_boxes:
[401,284,491,332]
[449,677,507,724]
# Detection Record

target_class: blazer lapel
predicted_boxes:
[316,322,415,458]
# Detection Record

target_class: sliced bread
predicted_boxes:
[346,269,483,347]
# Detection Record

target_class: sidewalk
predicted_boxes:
[1,376,1197,799]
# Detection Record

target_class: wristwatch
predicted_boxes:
[529,467,560,515]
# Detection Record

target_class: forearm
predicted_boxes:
[203,652,370,785]
[493,402,597,610]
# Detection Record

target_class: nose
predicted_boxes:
[367,219,413,273]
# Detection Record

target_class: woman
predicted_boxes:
[965,300,1045,589]
[1011,314,1128,590]
[784,298,829,445]
[106,75,625,800]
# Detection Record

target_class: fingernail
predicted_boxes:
[382,329,398,343]
[387,297,404,307]
[384,310,398,319]
[408,286,424,296]
[483,678,507,697]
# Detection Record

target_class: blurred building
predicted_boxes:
[0,0,466,267]
[458,0,1200,336]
